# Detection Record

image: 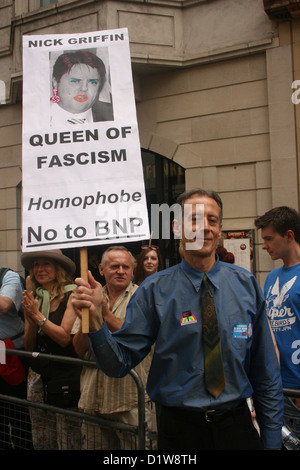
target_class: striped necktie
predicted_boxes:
[201,274,225,398]
[67,118,86,124]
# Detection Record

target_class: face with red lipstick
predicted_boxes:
[53,63,101,114]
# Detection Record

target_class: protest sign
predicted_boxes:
[22,28,149,253]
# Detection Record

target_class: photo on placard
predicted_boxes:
[49,47,114,127]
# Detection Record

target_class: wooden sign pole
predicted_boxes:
[80,247,89,333]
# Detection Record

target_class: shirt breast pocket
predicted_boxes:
[230,321,252,355]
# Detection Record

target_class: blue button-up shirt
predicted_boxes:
[89,258,283,448]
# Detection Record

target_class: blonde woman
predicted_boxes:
[21,249,80,450]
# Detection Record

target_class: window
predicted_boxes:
[141,149,186,266]
[40,0,58,6]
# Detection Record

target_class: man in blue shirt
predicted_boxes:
[255,206,300,441]
[72,188,283,449]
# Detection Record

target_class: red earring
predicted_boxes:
[51,88,60,103]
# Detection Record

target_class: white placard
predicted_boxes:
[22,29,149,252]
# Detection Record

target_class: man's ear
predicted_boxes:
[286,229,295,243]
[218,224,223,240]
[172,219,181,238]
[52,78,58,90]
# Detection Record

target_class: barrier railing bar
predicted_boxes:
[1,348,147,449]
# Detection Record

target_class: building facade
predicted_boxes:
[0,0,300,286]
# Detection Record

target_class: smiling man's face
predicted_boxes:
[173,194,222,269]
[54,64,101,114]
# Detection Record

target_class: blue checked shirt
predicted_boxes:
[89,257,283,449]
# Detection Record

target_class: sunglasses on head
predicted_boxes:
[141,245,159,251]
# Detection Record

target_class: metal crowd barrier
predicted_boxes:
[284,388,300,398]
[1,349,299,451]
[0,349,157,451]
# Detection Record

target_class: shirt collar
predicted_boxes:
[180,257,221,292]
[103,281,135,299]
[50,101,93,125]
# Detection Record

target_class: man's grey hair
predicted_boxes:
[100,245,135,267]
[176,188,223,224]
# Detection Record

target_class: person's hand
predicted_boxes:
[101,295,109,320]
[101,295,123,332]
[292,398,300,408]
[22,290,41,324]
[71,271,104,332]
[25,275,31,290]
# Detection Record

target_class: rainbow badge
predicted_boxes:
[180,310,197,326]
